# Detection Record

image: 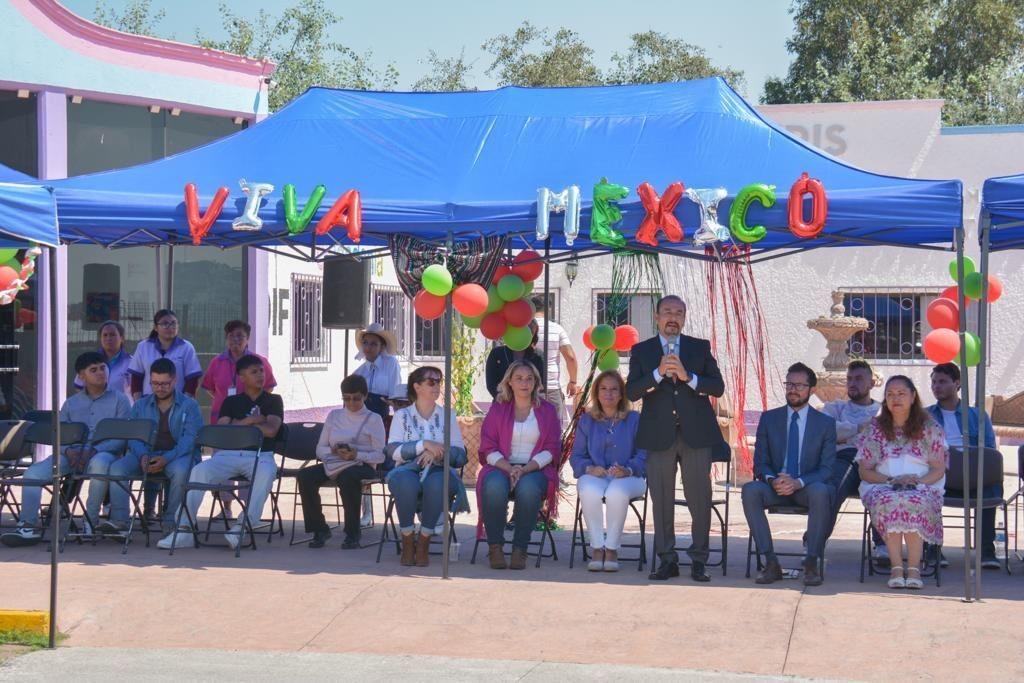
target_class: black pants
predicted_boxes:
[296,463,376,537]
[827,452,883,546]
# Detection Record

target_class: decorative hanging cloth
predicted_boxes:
[389,234,507,299]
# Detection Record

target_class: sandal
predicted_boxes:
[588,547,605,572]
[603,549,620,572]
[905,567,923,590]
[887,566,906,589]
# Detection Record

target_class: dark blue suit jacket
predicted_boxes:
[753,405,837,486]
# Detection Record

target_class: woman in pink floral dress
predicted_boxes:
[856,376,947,590]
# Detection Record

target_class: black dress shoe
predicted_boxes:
[309,530,332,548]
[755,560,784,584]
[690,561,711,583]
[341,534,360,550]
[802,560,823,586]
[648,561,680,581]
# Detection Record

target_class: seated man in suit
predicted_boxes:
[742,362,837,586]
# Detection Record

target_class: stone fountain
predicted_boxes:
[806,291,879,402]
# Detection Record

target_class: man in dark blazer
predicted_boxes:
[626,295,725,582]
[742,362,837,586]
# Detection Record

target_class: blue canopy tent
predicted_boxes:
[982,173,1024,250]
[1,78,962,260]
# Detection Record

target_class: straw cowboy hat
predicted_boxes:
[356,322,398,353]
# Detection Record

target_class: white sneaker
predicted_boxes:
[1,523,42,547]
[224,523,244,550]
[157,530,195,549]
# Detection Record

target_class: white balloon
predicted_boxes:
[536,185,582,246]
[687,187,730,246]
[233,178,274,231]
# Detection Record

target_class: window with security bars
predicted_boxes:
[291,274,331,365]
[413,316,446,359]
[594,292,657,353]
[843,291,924,361]
[370,284,408,357]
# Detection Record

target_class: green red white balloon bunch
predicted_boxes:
[581,323,640,371]
[459,250,543,351]
[0,245,41,307]
[922,257,1004,366]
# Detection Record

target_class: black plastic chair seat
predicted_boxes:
[185,481,244,493]
[3,477,57,487]
[767,505,809,515]
[675,496,729,506]
[943,496,1005,509]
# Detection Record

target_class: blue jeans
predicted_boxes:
[388,466,460,535]
[107,452,192,527]
[481,469,547,550]
[19,454,72,525]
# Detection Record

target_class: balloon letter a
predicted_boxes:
[185,183,230,245]
[315,189,363,242]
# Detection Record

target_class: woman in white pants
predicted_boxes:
[570,370,647,572]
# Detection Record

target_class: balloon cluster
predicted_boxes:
[581,323,640,372]
[184,182,363,245]
[922,257,1004,366]
[0,245,42,306]
[460,250,544,351]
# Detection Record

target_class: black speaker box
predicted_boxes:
[321,255,370,329]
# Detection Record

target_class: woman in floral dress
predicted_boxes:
[857,375,947,590]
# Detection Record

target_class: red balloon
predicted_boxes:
[925,297,959,331]
[17,308,35,327]
[491,265,512,285]
[635,181,684,247]
[502,298,534,327]
[582,326,596,351]
[0,266,19,291]
[452,283,488,317]
[315,189,362,242]
[923,329,960,364]
[613,324,640,352]
[184,183,230,246]
[511,250,544,282]
[413,290,446,321]
[939,285,970,306]
[985,275,1003,303]
[788,172,828,238]
[480,313,508,340]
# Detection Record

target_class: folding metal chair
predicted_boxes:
[676,447,732,575]
[859,505,941,586]
[569,485,648,570]
[169,424,263,558]
[65,418,155,554]
[1011,445,1024,561]
[746,505,827,579]
[264,422,330,545]
[0,420,33,525]
[942,446,1009,574]
[470,493,558,569]
[375,467,462,562]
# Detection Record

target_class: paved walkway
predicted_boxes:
[1,466,1021,681]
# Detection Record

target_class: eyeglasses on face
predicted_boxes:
[151,380,174,389]
[341,394,365,403]
[783,382,810,391]
[419,377,442,387]
[157,320,179,329]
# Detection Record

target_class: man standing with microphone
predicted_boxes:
[626,295,725,582]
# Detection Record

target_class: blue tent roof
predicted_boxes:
[0,181,59,248]
[25,78,962,254]
[0,162,34,183]
[982,173,1024,251]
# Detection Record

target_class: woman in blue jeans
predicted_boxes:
[385,366,468,568]
[476,361,561,570]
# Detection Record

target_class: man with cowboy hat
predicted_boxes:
[354,322,403,424]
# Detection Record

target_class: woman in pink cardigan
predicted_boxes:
[477,360,561,570]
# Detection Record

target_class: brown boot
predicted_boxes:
[509,547,528,570]
[400,533,416,566]
[415,533,431,567]
[488,544,507,569]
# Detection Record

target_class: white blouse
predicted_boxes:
[486,409,553,468]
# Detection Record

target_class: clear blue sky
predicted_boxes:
[63,0,795,99]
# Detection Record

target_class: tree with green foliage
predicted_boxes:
[93,0,168,38]
[482,21,602,87]
[412,49,476,92]
[763,0,1024,125]
[607,31,745,92]
[194,0,397,110]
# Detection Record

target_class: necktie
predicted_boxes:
[786,412,800,477]
[368,363,376,393]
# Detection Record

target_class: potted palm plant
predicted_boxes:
[450,319,483,486]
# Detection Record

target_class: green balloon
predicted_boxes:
[963,271,984,300]
[729,183,775,244]
[461,313,484,329]
[283,183,327,235]
[597,348,620,371]
[486,285,505,313]
[497,274,525,302]
[949,256,976,282]
[0,248,17,262]
[503,325,533,351]
[0,258,19,271]
[523,280,534,296]
[962,331,981,367]
[590,180,629,249]
[422,264,453,296]
[590,324,616,350]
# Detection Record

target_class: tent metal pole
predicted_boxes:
[542,237,551,384]
[47,245,61,648]
[166,244,174,309]
[974,213,992,600]
[954,225,973,602]
[441,231,453,580]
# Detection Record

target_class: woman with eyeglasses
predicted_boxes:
[857,375,947,590]
[128,309,203,401]
[477,360,561,570]
[569,370,647,572]
[74,320,133,400]
[298,374,386,549]
[201,320,278,424]
[385,366,469,567]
